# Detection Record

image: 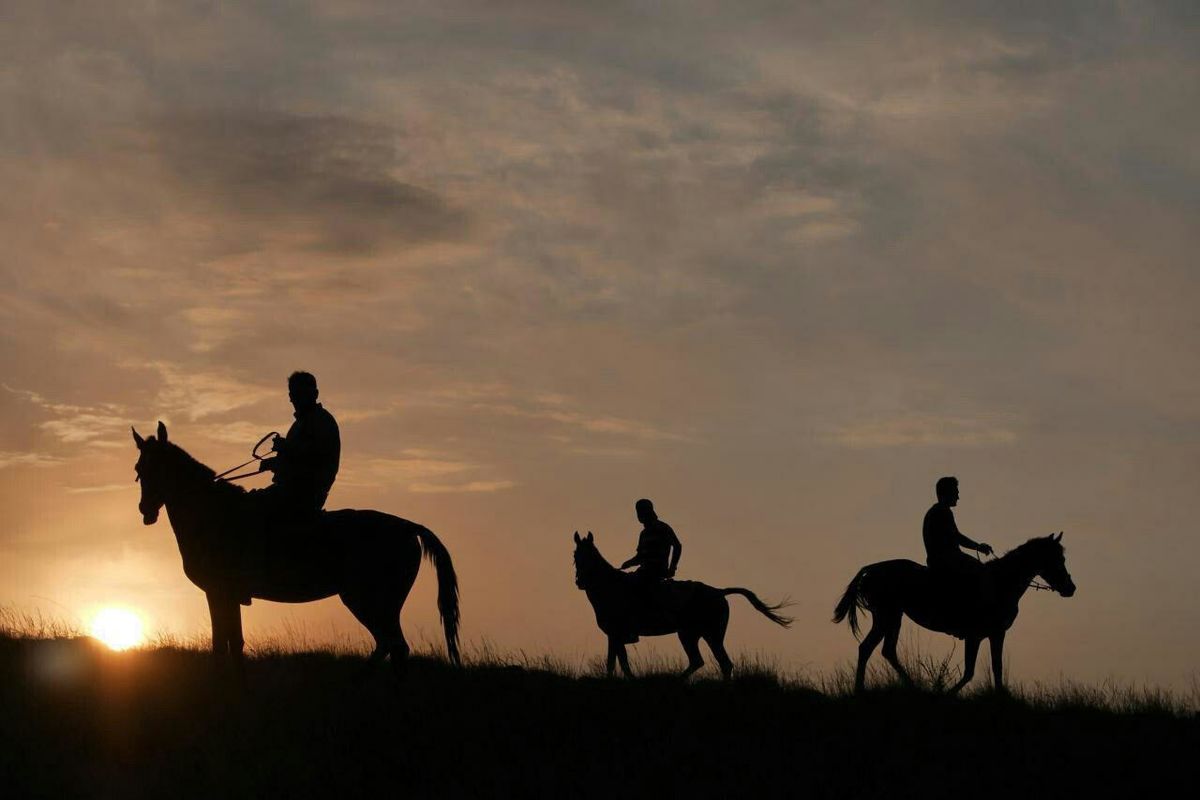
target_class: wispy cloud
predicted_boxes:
[40,413,130,445]
[5,384,131,448]
[65,483,136,495]
[0,451,63,469]
[338,450,514,494]
[142,361,275,421]
[409,480,517,494]
[826,414,1019,449]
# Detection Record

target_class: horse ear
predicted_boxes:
[1054,531,1063,543]
[157,421,168,443]
[131,427,145,449]
[573,531,581,544]
[586,531,594,543]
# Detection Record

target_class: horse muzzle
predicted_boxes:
[1060,582,1076,597]
[141,508,159,525]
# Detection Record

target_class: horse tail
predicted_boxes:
[832,567,868,638]
[722,588,793,627]
[414,526,461,666]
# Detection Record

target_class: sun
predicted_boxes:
[90,607,146,651]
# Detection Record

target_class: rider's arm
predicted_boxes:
[955,530,992,554]
[619,554,641,570]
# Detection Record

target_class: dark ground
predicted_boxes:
[0,634,1195,799]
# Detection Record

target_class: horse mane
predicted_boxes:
[584,542,615,570]
[575,539,619,581]
[1002,536,1058,558]
[159,439,247,498]
[986,535,1059,572]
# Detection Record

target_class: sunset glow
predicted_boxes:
[1,1,1198,693]
[90,608,146,651]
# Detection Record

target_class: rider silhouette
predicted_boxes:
[239,372,340,604]
[610,498,682,644]
[924,476,992,574]
[620,498,682,581]
[258,371,341,515]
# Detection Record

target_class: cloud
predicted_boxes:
[141,361,275,421]
[0,451,63,469]
[825,414,1020,449]
[5,385,132,448]
[40,414,131,445]
[153,111,467,256]
[338,451,513,494]
[408,480,517,494]
[65,483,136,494]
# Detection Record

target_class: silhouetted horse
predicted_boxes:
[132,422,460,676]
[573,531,791,678]
[833,533,1075,693]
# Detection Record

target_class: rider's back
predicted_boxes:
[922,503,970,571]
[273,403,340,510]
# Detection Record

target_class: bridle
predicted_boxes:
[213,431,280,482]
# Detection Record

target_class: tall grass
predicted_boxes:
[2,605,1193,715]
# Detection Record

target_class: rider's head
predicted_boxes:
[635,498,657,525]
[935,476,959,507]
[288,371,319,411]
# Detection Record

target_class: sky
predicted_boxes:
[1,1,1198,688]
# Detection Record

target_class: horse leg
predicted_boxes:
[387,549,419,674]
[989,631,1007,693]
[616,643,633,677]
[704,601,734,680]
[225,603,246,685]
[855,620,885,693]
[948,637,980,695]
[704,634,734,681]
[679,631,705,680]
[341,593,392,679]
[206,593,246,685]
[606,637,619,677]
[389,619,411,677]
[205,592,229,668]
[879,613,915,688]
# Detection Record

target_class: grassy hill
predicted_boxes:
[0,625,1195,799]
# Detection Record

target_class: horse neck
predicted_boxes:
[162,449,229,531]
[580,549,620,593]
[989,544,1040,603]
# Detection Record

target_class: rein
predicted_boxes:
[213,431,279,483]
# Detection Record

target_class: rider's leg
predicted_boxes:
[948,637,980,694]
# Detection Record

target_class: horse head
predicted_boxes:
[572,530,601,589]
[1030,531,1076,597]
[131,421,171,525]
